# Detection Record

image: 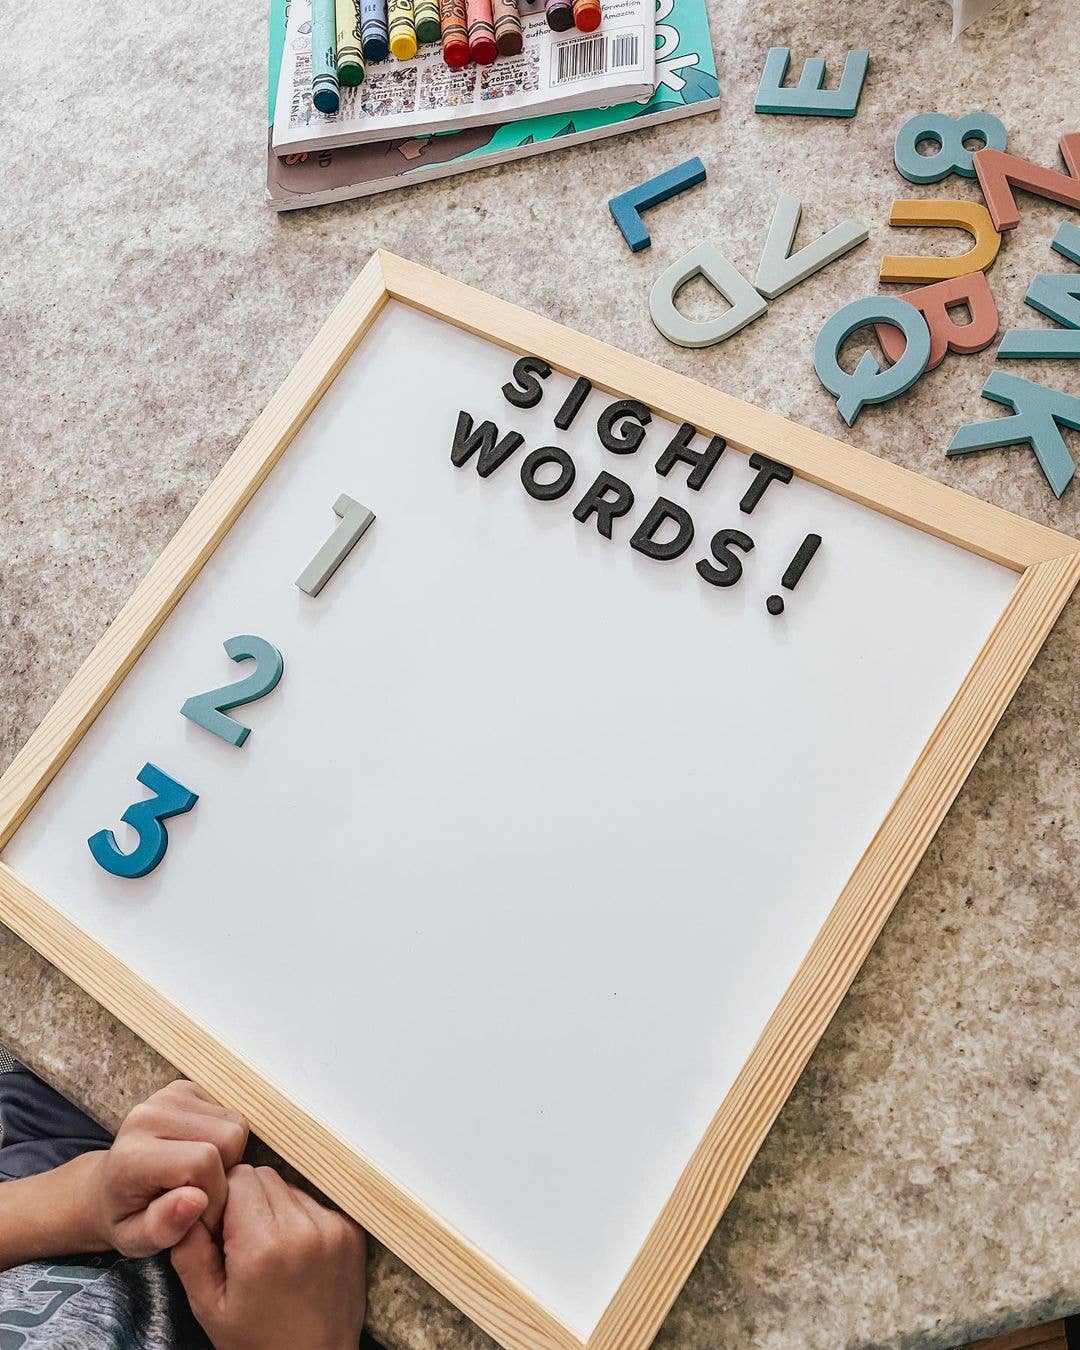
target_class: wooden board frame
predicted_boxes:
[1,251,1078,1350]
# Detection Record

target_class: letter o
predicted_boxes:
[520,446,577,501]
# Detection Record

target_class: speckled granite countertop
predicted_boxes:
[1,0,1078,1345]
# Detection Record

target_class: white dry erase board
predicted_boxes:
[2,254,1078,1350]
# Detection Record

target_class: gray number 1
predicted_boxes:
[295,494,376,597]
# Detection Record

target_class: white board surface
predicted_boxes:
[4,302,1017,1338]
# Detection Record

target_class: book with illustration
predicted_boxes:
[273,0,655,154]
[266,0,719,209]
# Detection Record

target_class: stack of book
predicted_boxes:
[266,0,720,209]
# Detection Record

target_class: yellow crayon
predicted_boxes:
[387,0,418,58]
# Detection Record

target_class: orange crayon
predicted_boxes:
[440,0,469,65]
[572,0,600,29]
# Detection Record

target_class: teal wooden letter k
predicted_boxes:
[947,372,1080,498]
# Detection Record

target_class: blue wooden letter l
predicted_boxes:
[608,157,707,253]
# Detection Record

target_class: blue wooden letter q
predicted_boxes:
[813,296,931,425]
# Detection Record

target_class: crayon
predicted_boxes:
[571,0,600,30]
[312,0,341,112]
[360,0,390,61]
[544,0,574,31]
[466,0,497,63]
[415,0,442,42]
[491,0,523,54]
[387,0,418,58]
[439,0,469,66]
[335,0,366,84]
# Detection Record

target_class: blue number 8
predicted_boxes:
[893,111,1007,185]
[88,763,199,878]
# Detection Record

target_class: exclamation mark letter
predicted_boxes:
[766,534,821,615]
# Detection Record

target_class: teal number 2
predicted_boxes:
[180,635,284,748]
[88,763,199,878]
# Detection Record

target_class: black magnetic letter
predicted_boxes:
[629,497,695,561]
[450,411,525,478]
[520,447,577,501]
[573,471,635,539]
[596,400,652,454]
[502,356,552,409]
[739,452,793,514]
[554,376,593,430]
[655,423,725,491]
[696,528,755,587]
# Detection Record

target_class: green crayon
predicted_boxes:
[414,0,441,42]
[336,0,365,84]
[312,0,340,113]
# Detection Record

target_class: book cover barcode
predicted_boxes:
[553,29,643,83]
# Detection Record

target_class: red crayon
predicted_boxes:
[572,0,600,28]
[440,0,469,65]
[466,0,497,62]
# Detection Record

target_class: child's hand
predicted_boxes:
[171,1164,366,1350]
[77,1080,249,1257]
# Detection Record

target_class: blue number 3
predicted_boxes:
[88,763,199,878]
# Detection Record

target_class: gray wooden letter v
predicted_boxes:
[754,194,868,300]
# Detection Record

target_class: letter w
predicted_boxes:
[450,411,524,477]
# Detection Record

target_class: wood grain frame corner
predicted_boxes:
[1,250,1078,1350]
